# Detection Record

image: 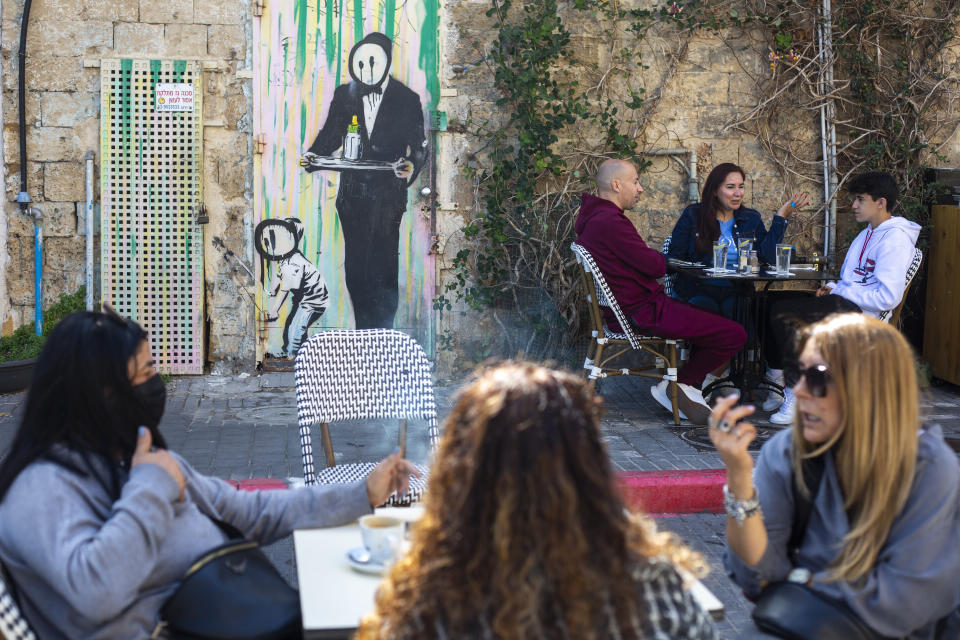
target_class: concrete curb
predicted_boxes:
[228,470,729,515]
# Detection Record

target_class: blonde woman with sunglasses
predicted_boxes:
[709,313,959,639]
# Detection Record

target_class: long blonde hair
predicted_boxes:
[356,362,705,639]
[791,314,920,583]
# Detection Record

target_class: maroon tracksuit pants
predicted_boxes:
[630,297,746,387]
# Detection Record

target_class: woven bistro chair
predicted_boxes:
[878,247,923,329]
[571,243,684,425]
[294,329,439,506]
[0,567,36,640]
[661,235,679,298]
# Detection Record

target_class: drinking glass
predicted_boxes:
[776,244,792,275]
[712,240,729,272]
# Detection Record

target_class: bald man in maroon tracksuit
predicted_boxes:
[575,159,746,425]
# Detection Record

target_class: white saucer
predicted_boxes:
[346,547,387,575]
[703,267,734,274]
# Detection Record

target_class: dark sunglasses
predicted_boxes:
[784,363,831,398]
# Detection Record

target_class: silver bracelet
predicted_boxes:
[723,483,762,526]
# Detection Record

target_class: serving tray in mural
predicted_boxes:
[302,156,397,171]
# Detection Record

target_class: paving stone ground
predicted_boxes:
[1,371,957,638]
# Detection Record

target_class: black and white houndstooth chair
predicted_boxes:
[0,569,36,640]
[294,329,439,506]
[571,243,684,425]
[878,247,922,328]
[661,235,679,298]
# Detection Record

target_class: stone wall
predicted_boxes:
[3,0,960,373]
[0,0,254,368]
[431,3,826,374]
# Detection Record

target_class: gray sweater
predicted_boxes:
[725,425,960,639]
[0,445,373,639]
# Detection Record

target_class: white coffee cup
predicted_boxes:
[359,515,404,564]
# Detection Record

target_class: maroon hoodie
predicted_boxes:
[574,193,667,326]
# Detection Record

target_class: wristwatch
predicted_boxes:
[723,484,762,526]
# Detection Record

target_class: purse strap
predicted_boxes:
[788,453,827,562]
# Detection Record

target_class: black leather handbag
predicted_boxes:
[160,521,301,640]
[752,580,887,640]
[750,455,887,640]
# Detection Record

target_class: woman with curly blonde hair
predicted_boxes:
[710,314,960,638]
[356,362,718,639]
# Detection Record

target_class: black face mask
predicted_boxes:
[132,374,167,429]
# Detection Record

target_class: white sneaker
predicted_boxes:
[676,383,712,426]
[650,379,687,420]
[762,393,785,412]
[769,387,796,425]
[761,368,785,412]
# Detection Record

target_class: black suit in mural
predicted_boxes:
[302,32,427,329]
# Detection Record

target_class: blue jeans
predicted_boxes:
[284,305,325,356]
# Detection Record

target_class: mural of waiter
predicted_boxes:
[300,32,428,329]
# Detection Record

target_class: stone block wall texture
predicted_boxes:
[3,0,960,372]
[432,2,960,372]
[0,0,255,370]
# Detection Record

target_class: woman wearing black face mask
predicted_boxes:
[0,310,419,639]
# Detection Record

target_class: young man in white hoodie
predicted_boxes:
[764,171,921,424]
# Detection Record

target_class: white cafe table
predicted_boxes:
[294,506,723,638]
[294,506,424,639]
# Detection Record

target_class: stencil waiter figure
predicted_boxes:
[301,32,428,329]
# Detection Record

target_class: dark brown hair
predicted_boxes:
[356,362,705,639]
[695,162,746,254]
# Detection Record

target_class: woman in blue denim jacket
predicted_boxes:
[667,162,806,317]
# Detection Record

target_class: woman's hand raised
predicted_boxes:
[131,427,186,501]
[707,395,758,499]
[365,451,422,507]
[776,192,809,218]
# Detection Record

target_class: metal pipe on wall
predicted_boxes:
[31,207,42,334]
[640,148,698,202]
[819,0,838,264]
[817,15,831,256]
[18,0,39,334]
[85,151,95,311]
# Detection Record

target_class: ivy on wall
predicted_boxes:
[438,0,960,368]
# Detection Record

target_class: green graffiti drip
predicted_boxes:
[263,177,271,218]
[335,0,344,84]
[384,0,395,40]
[325,0,336,67]
[301,102,308,147]
[354,0,363,40]
[296,0,307,76]
[419,0,439,109]
[173,59,186,81]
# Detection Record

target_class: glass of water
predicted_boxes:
[776,244,792,275]
[712,240,729,272]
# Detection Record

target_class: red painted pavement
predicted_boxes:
[616,469,726,515]
[237,478,289,491]
[231,470,729,516]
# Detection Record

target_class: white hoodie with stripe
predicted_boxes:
[827,215,920,317]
